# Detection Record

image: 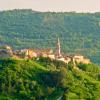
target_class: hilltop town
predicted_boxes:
[0,38,90,65]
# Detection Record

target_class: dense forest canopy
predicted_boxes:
[0,58,100,99]
[0,9,100,63]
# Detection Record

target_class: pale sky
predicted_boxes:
[0,0,100,12]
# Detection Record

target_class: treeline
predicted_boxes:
[0,9,100,63]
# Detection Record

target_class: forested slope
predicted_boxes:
[0,58,100,99]
[0,9,100,63]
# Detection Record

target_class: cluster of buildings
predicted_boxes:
[0,38,91,65]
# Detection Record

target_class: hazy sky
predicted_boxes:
[0,0,100,12]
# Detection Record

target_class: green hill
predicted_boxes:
[0,58,100,99]
[0,9,100,63]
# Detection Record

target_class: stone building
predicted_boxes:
[0,45,13,58]
[73,54,91,64]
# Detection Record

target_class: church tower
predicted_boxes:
[55,38,62,58]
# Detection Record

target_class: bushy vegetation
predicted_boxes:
[0,9,100,63]
[0,58,100,100]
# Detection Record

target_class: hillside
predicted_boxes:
[0,9,100,63]
[0,58,100,99]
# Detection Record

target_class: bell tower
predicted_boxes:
[55,37,62,58]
